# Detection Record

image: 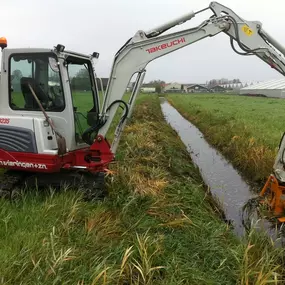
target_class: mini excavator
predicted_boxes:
[0,2,285,214]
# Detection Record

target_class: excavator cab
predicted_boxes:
[0,42,112,193]
[1,44,101,158]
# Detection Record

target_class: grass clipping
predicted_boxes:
[117,122,169,197]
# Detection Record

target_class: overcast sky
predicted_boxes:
[2,0,285,83]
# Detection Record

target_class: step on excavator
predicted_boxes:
[0,1,285,213]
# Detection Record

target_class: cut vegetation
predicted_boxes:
[0,95,284,284]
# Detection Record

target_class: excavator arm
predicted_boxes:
[97,1,285,158]
[93,1,285,220]
[209,2,285,76]
[99,17,228,152]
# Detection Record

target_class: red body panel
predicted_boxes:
[0,135,114,173]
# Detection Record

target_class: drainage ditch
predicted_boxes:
[160,98,282,241]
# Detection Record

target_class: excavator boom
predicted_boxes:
[96,2,285,220]
[99,1,285,155]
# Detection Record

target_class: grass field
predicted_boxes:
[167,93,285,183]
[1,93,284,284]
[11,90,98,111]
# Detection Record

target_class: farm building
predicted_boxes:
[210,85,226,92]
[219,82,244,92]
[141,87,156,93]
[140,83,156,93]
[240,79,285,98]
[187,84,209,93]
[164,83,186,93]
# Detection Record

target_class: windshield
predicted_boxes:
[66,56,99,144]
[9,53,64,111]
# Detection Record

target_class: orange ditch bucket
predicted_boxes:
[260,174,285,222]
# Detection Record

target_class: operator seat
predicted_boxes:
[20,77,49,110]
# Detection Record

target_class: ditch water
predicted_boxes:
[160,98,282,240]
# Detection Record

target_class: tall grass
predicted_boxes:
[239,227,285,284]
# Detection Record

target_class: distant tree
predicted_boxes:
[12,69,23,81]
[71,68,91,91]
[156,85,162,93]
[49,72,60,82]
[76,68,89,78]
[148,80,165,94]
[208,78,241,87]
[148,80,165,85]
[11,69,23,92]
[208,79,217,88]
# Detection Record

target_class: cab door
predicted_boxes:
[65,56,100,147]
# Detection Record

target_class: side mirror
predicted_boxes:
[92,52,99,59]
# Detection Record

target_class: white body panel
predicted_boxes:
[0,48,91,155]
[0,115,58,154]
[0,116,34,131]
[33,118,59,154]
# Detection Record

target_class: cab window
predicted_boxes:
[9,53,65,111]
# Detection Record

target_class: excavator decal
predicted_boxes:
[0,118,10,124]
[241,25,254,36]
[0,160,48,169]
[146,37,186,54]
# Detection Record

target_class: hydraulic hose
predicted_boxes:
[227,16,285,75]
[82,100,129,145]
[230,38,252,56]
[227,15,261,55]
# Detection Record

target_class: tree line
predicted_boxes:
[206,78,241,88]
